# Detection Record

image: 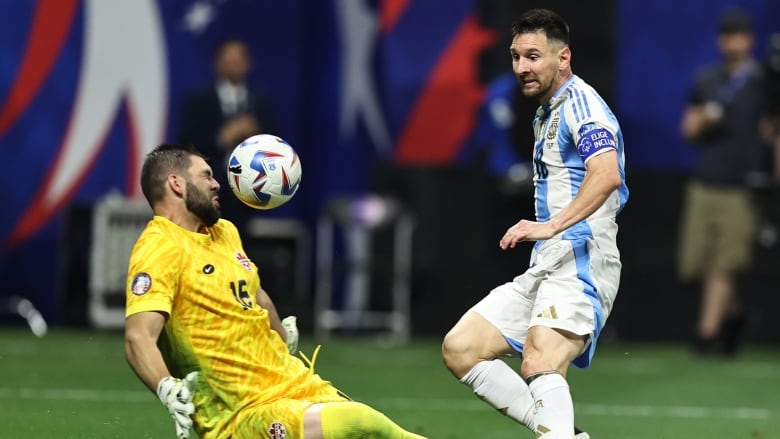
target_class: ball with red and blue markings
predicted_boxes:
[227,134,302,210]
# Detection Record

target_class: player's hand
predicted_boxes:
[157,372,198,438]
[500,219,557,249]
[281,316,299,354]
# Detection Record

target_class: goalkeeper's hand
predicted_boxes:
[281,316,299,354]
[157,371,198,439]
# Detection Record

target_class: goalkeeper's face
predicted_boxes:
[184,157,221,227]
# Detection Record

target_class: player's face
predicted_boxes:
[185,156,221,227]
[510,31,570,103]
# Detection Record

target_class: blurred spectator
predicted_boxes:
[178,38,275,230]
[761,33,780,179]
[678,8,770,357]
[458,71,536,195]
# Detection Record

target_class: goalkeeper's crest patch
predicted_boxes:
[131,273,152,296]
[268,421,287,439]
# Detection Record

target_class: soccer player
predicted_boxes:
[124,143,426,439]
[441,9,628,439]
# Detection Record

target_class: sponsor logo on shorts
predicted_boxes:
[268,421,287,439]
[536,305,559,319]
[131,273,152,296]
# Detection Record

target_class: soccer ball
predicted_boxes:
[227,134,302,210]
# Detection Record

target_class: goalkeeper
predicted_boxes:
[125,144,426,439]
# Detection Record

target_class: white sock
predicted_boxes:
[528,372,574,439]
[460,360,535,430]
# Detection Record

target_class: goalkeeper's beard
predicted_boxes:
[186,181,220,227]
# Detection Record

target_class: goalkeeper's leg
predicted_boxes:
[306,401,426,439]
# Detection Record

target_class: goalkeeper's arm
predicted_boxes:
[126,311,197,438]
[125,311,172,391]
[255,286,298,353]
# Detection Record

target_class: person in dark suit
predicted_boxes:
[178,38,275,230]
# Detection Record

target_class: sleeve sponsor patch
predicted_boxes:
[131,272,152,296]
[576,127,616,160]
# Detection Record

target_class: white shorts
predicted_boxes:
[471,237,621,368]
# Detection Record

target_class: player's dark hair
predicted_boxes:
[140,143,204,206]
[511,8,570,46]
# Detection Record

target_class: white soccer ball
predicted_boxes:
[227,134,302,210]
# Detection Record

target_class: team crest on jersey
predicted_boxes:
[268,421,287,439]
[131,273,152,296]
[546,111,560,140]
[235,251,253,271]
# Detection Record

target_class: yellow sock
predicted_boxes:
[320,401,427,439]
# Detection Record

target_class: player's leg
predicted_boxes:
[521,326,584,439]
[304,402,426,439]
[442,309,516,377]
[232,398,309,439]
[442,280,538,430]
[521,236,620,439]
[442,308,590,438]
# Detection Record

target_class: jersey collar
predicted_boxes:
[536,75,578,118]
[154,215,214,243]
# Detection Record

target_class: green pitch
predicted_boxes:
[0,329,778,438]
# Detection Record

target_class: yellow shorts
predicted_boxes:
[231,375,348,439]
[677,180,757,280]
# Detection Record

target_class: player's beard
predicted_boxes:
[520,74,555,101]
[185,181,220,227]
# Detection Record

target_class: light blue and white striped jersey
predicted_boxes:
[531,75,629,245]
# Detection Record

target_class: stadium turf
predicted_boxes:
[0,329,777,438]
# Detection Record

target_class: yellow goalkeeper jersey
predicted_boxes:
[126,216,321,437]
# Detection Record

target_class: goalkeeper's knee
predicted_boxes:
[320,401,426,439]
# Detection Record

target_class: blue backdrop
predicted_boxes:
[616,0,779,170]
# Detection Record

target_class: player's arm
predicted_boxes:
[125,311,171,391]
[256,286,284,337]
[256,286,299,353]
[500,150,621,248]
[546,150,621,233]
[126,311,197,439]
